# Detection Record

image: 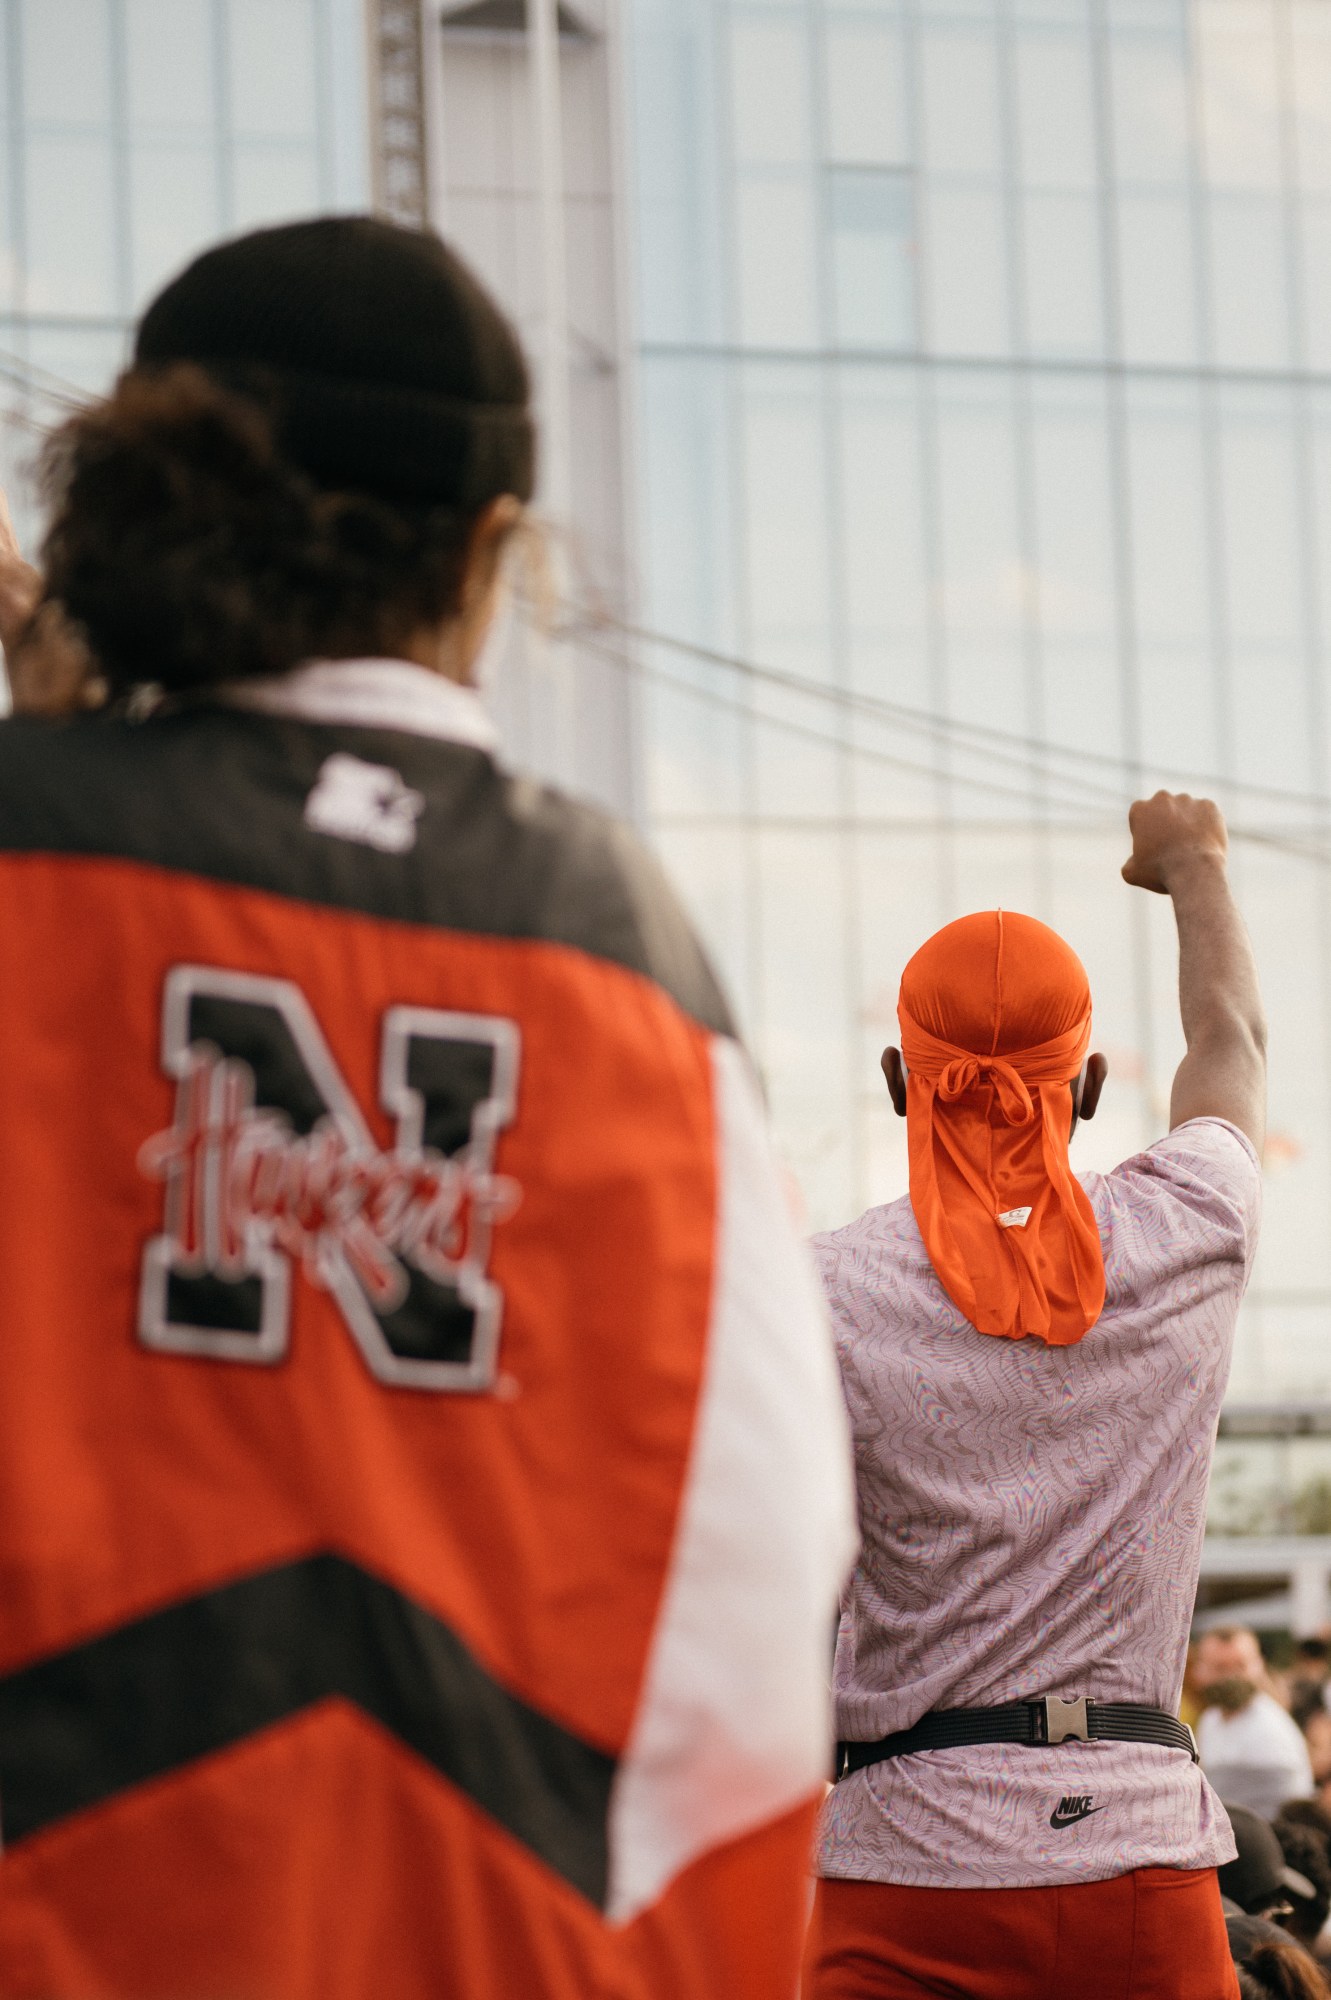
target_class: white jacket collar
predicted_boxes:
[218,657,499,754]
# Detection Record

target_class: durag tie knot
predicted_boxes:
[899,911,1106,1347]
[936,1054,1034,1125]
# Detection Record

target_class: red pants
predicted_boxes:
[803,1868,1240,2000]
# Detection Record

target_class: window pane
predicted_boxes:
[936,383,1022,646]
[1014,31,1097,191]
[752,652,843,822]
[1196,7,1282,193]
[1216,387,1301,649]
[945,641,1033,795]
[0,144,17,315]
[630,14,725,344]
[126,0,213,129]
[1309,390,1331,781]
[830,168,915,350]
[854,827,946,1158]
[1291,1,1331,194]
[22,0,111,126]
[1135,646,1222,776]
[845,654,943,819]
[825,21,907,165]
[1030,381,1117,647]
[1013,0,1090,21]
[228,0,318,140]
[129,142,219,307]
[24,136,118,314]
[639,354,737,648]
[837,371,928,646]
[1236,850,1331,1315]
[951,828,1045,922]
[1022,192,1104,356]
[1227,647,1311,791]
[230,143,320,232]
[652,827,754,1026]
[924,185,1011,356]
[1049,831,1158,1165]
[1115,192,1198,364]
[1029,384,1123,759]
[1206,194,1291,370]
[740,368,830,640]
[729,18,811,166]
[1300,201,1331,372]
[735,173,818,348]
[1110,36,1190,186]
[26,321,126,396]
[642,671,748,820]
[756,829,853,1233]
[919,26,1003,179]
[1125,381,1209,646]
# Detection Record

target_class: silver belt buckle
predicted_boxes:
[1042,1695,1090,1744]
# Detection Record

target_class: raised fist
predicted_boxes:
[1122,791,1228,896]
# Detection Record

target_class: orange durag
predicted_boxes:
[899,910,1106,1346]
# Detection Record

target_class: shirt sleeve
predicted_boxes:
[1103,1117,1262,1295]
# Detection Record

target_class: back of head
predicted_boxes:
[133,215,533,509]
[1228,1915,1330,2000]
[900,910,1091,1060]
[897,909,1103,1346]
[1274,1820,1331,1944]
[40,216,534,696]
[1279,1799,1331,1846]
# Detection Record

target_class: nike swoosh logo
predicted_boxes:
[1049,1806,1107,1829]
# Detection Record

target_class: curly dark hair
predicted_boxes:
[1236,1941,1330,2000]
[1231,1914,1331,2000]
[38,364,494,696]
[1276,1816,1331,1946]
[1280,1800,1331,1846]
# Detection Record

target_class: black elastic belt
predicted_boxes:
[837,1696,1198,1779]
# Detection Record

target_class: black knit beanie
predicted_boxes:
[134,215,535,510]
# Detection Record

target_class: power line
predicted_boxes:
[584,609,1331,817]
[579,628,1331,866]
[570,610,1133,814]
[580,631,1111,819]
[1,343,1329,842]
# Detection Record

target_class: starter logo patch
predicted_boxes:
[304,752,424,853]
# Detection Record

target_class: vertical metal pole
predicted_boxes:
[418,0,449,233]
[527,0,572,526]
[526,0,575,783]
[602,0,644,821]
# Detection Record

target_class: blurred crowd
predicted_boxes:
[1187,1626,1331,1997]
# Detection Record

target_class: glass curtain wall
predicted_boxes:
[624,0,1331,1425]
[0,0,368,533]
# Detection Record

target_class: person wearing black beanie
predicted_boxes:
[0,219,855,2000]
[8,215,536,704]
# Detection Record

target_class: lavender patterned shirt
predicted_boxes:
[814,1118,1260,1888]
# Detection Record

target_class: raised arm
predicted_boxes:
[1121,792,1266,1150]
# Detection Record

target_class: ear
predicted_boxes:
[881,1047,908,1118]
[461,493,524,610]
[1075,1052,1109,1123]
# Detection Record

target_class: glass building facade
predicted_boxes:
[623,0,1331,1438]
[0,0,368,527]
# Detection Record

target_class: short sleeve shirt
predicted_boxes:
[814,1118,1261,1888]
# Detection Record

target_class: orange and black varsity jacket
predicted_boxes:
[0,659,853,2000]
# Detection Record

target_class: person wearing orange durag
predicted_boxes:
[804,792,1266,2000]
